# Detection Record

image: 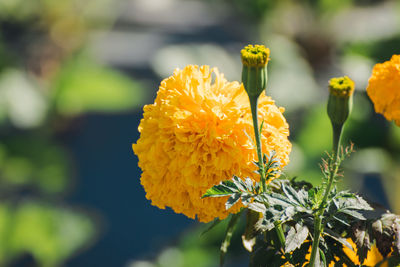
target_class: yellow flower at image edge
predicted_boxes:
[367,55,400,125]
[133,65,291,222]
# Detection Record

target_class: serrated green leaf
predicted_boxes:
[220,213,241,266]
[353,221,370,264]
[282,184,307,207]
[323,228,353,250]
[340,209,366,220]
[285,223,309,253]
[202,180,238,198]
[244,178,254,192]
[248,202,266,214]
[232,175,247,192]
[241,193,253,206]
[332,215,350,226]
[334,194,373,211]
[263,192,292,208]
[226,193,241,210]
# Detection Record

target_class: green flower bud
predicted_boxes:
[241,44,270,97]
[327,76,355,127]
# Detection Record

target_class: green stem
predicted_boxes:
[249,95,266,192]
[274,221,286,251]
[248,95,287,252]
[309,217,322,267]
[308,123,343,267]
[332,123,343,159]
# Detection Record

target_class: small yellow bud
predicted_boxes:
[241,44,270,97]
[328,76,355,98]
[241,45,270,68]
[327,76,354,132]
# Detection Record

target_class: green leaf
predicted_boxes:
[202,180,238,198]
[285,223,309,253]
[220,213,241,266]
[353,221,370,264]
[282,184,307,207]
[332,215,351,226]
[263,192,292,208]
[244,178,255,192]
[232,175,247,192]
[334,193,372,211]
[319,248,327,267]
[248,202,266,214]
[323,228,353,250]
[315,247,322,267]
[226,193,241,210]
[371,213,400,257]
[340,209,366,220]
[241,193,253,206]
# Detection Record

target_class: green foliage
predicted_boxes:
[285,223,309,253]
[350,212,400,264]
[53,55,145,116]
[0,201,95,266]
[203,175,260,208]
[0,137,70,194]
[202,147,390,266]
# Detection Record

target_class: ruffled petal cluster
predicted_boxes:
[367,55,400,125]
[133,65,291,222]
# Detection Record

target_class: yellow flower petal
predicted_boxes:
[367,55,400,125]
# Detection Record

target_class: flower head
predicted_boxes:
[133,65,291,222]
[329,76,355,98]
[241,44,270,68]
[367,55,400,126]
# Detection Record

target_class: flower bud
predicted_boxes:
[327,76,355,127]
[241,44,270,97]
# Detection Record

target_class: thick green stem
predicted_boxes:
[249,95,266,192]
[309,217,322,267]
[308,123,344,266]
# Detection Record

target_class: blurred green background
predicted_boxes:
[0,0,400,266]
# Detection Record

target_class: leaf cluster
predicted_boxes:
[202,147,399,266]
[350,212,400,265]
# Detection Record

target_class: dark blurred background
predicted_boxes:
[0,0,400,266]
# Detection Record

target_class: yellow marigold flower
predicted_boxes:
[367,55,400,126]
[302,239,386,267]
[132,65,291,222]
[343,239,386,267]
